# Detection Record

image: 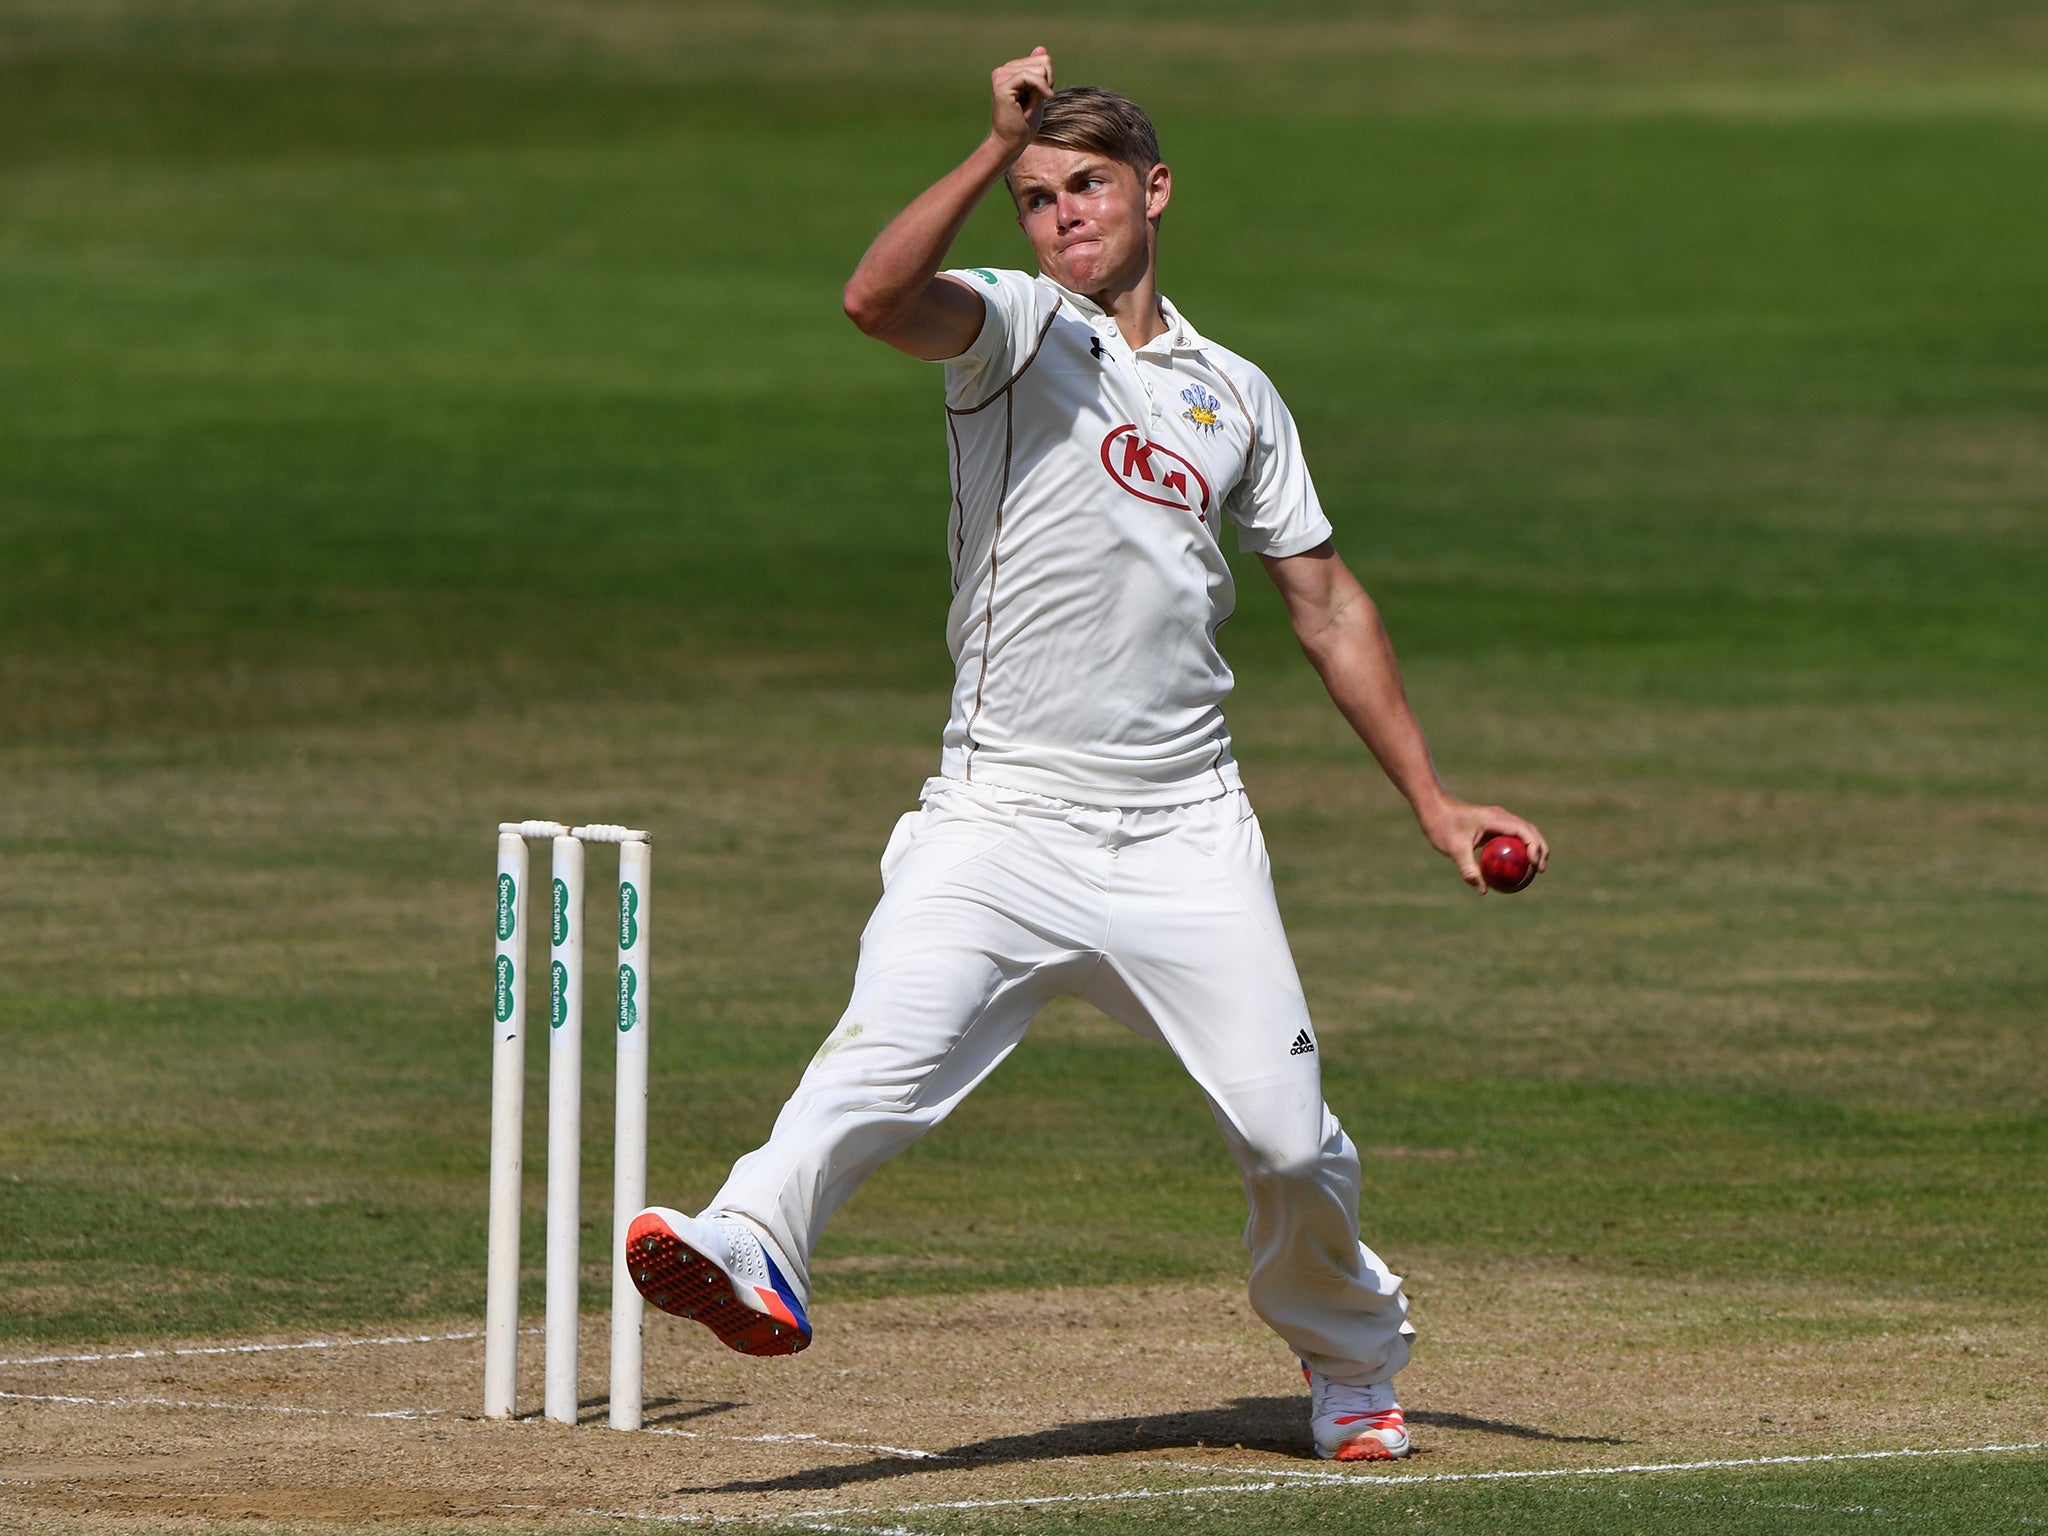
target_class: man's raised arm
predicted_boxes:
[842,47,1055,360]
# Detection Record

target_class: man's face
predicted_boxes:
[1011,143,1170,296]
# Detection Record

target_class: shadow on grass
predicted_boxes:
[1409,1409,1628,1445]
[670,1395,1628,1494]
[537,1396,746,1428]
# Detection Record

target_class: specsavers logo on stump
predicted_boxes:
[1100,424,1211,522]
[496,873,517,941]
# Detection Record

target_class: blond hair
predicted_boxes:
[1007,86,1162,195]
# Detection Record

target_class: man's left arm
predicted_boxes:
[1259,542,1549,892]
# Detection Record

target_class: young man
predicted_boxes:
[627,48,1548,1462]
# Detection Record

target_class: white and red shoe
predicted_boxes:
[625,1208,812,1356]
[1305,1365,1410,1461]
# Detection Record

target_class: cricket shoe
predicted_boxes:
[1305,1366,1410,1461]
[625,1208,811,1356]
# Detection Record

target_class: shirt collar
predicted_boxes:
[1039,274,1206,355]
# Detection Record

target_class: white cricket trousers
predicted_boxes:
[714,776,1414,1385]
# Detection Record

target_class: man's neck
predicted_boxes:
[1086,270,1168,352]
[1050,245,1168,351]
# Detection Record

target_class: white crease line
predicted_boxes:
[0,1381,947,1461]
[0,1326,533,1368]
[584,1440,2048,1529]
[585,1483,1326,1528]
[0,1388,443,1421]
[761,1440,2048,1522]
[796,1480,1353,1517]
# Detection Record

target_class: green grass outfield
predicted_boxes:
[739,1451,2048,1534]
[2,1,2045,1529]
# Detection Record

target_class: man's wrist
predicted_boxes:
[974,131,1027,178]
[1405,782,1455,827]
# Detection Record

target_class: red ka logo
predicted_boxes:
[1100,424,1211,521]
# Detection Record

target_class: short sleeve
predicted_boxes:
[1219,359,1335,559]
[939,268,1046,410]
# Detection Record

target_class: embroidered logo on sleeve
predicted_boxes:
[1289,1029,1317,1056]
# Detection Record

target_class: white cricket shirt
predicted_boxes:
[934,267,1333,807]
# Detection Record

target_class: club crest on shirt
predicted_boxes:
[1180,384,1223,434]
[1100,424,1212,521]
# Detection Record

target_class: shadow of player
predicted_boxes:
[540,1395,747,1428]
[669,1395,1629,1495]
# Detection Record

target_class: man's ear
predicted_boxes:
[1145,162,1172,222]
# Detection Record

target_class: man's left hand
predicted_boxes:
[1417,797,1549,893]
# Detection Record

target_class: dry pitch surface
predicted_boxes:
[6,1267,2043,1530]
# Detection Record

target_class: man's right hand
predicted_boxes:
[990,47,1055,158]
[842,48,1057,361]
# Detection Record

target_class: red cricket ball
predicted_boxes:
[1479,834,1536,893]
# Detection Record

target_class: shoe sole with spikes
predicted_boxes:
[625,1208,811,1357]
